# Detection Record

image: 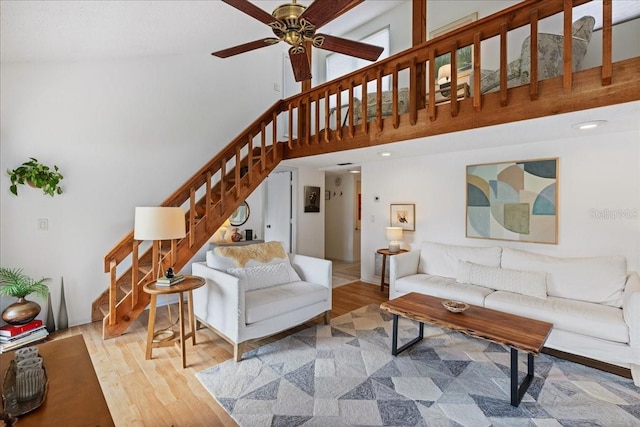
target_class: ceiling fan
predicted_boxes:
[212,0,384,82]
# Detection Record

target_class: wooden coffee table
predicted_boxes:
[380,292,553,407]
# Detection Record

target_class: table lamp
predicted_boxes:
[386,227,403,253]
[134,207,186,278]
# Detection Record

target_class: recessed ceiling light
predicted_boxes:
[378,151,392,157]
[348,170,360,174]
[572,120,608,130]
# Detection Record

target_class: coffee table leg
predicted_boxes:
[391,314,424,356]
[511,349,535,406]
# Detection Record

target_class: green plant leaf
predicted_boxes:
[7,158,64,197]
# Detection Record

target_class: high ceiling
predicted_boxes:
[1,0,638,172]
[0,0,403,63]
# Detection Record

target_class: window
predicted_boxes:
[574,0,640,30]
[326,27,390,99]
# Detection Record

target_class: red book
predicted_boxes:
[0,319,43,337]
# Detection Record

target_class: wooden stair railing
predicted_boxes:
[95,0,639,339]
[93,101,287,338]
[277,0,637,160]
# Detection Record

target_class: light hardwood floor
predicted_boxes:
[51,281,386,426]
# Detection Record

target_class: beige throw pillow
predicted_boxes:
[457,261,547,299]
[227,262,301,291]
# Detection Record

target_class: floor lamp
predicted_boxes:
[134,207,186,341]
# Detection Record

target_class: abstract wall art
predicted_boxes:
[466,158,558,244]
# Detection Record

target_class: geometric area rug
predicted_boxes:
[196,304,640,427]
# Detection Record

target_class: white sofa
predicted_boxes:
[390,241,640,386]
[192,241,332,361]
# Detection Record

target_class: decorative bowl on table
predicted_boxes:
[442,300,469,313]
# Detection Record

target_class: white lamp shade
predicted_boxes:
[386,227,403,241]
[134,207,186,241]
[437,64,451,84]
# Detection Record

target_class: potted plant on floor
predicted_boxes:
[0,267,50,325]
[7,157,64,197]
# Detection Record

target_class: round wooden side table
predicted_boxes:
[143,275,205,369]
[376,248,409,292]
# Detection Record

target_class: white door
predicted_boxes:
[265,171,292,252]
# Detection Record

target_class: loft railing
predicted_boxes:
[97,0,636,338]
[278,0,622,155]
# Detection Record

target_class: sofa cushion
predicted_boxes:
[206,241,288,270]
[245,281,328,324]
[394,274,494,306]
[417,241,502,278]
[501,248,627,307]
[457,261,547,299]
[227,262,301,291]
[485,291,629,344]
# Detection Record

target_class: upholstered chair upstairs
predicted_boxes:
[474,15,596,94]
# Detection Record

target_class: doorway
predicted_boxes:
[324,172,362,283]
[264,170,293,252]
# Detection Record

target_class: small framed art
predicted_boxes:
[390,204,415,231]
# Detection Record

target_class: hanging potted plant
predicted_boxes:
[7,157,64,197]
[0,268,50,325]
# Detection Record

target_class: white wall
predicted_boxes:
[0,51,282,326]
[360,129,640,284]
[294,167,325,258]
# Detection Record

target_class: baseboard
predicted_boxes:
[542,347,632,380]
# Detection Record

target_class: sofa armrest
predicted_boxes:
[191,261,244,341]
[623,271,640,351]
[390,250,420,282]
[289,254,332,289]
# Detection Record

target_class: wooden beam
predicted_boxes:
[563,0,573,92]
[412,0,427,110]
[602,0,612,85]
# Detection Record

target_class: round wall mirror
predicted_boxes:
[229,201,250,226]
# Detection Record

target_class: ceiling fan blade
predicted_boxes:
[221,0,279,25]
[212,38,280,58]
[299,0,363,29]
[289,47,312,82]
[313,34,384,61]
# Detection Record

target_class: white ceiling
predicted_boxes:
[1,0,638,172]
[0,0,403,63]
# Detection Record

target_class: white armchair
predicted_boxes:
[191,241,332,361]
[474,15,595,94]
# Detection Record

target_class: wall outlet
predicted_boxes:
[273,83,281,92]
[38,218,48,231]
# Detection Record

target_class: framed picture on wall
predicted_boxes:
[390,204,415,231]
[466,158,558,244]
[304,186,321,213]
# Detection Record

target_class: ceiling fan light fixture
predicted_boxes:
[272,1,306,24]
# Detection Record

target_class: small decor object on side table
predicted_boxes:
[231,228,242,242]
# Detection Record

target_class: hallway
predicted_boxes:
[331,259,361,287]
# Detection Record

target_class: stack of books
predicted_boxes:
[156,274,185,286]
[0,319,49,353]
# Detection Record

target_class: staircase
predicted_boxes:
[91,102,287,338]
[93,0,640,339]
